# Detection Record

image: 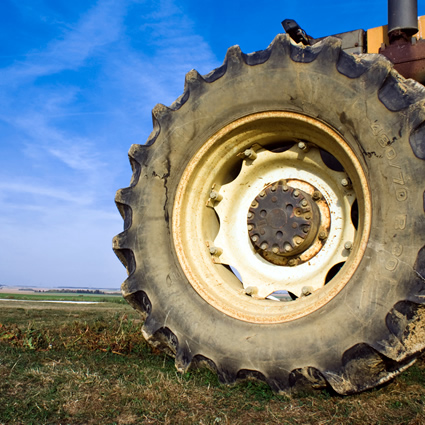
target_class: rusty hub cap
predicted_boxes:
[247,180,320,265]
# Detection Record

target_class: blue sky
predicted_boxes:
[1,0,424,289]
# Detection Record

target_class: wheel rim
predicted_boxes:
[173,111,371,323]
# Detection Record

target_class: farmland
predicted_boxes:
[1,298,425,424]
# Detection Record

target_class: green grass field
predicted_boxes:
[1,299,425,424]
[0,292,125,304]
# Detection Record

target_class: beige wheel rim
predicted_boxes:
[173,111,371,323]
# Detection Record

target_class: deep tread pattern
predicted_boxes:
[379,71,425,112]
[290,39,325,63]
[386,302,425,359]
[242,47,272,66]
[114,202,132,230]
[324,343,414,394]
[289,367,328,392]
[125,290,152,320]
[336,51,371,79]
[115,34,425,395]
[410,121,425,159]
[113,247,135,275]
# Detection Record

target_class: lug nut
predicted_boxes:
[293,236,303,245]
[318,231,328,241]
[312,191,321,201]
[344,241,353,251]
[341,178,352,188]
[272,246,279,254]
[301,199,308,207]
[288,258,298,267]
[302,286,314,296]
[247,212,253,219]
[209,246,223,256]
[244,149,257,160]
[297,141,309,152]
[260,242,268,250]
[245,286,258,296]
[284,243,292,252]
[293,190,300,198]
[209,190,223,202]
[252,235,259,242]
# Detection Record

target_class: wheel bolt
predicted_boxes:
[272,246,279,254]
[252,235,259,242]
[248,224,253,231]
[293,236,303,245]
[344,241,353,251]
[301,199,308,207]
[302,286,313,296]
[319,231,327,241]
[284,243,292,252]
[209,246,223,256]
[297,141,309,152]
[293,190,300,198]
[341,178,351,188]
[288,258,298,266]
[209,190,223,202]
[312,191,321,201]
[244,149,257,160]
[247,212,253,219]
[259,191,266,197]
[260,242,268,250]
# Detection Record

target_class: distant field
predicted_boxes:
[1,300,425,424]
[0,292,126,304]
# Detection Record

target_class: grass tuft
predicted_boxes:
[1,301,425,424]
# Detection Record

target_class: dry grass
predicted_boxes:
[0,300,424,424]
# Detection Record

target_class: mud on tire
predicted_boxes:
[114,35,425,394]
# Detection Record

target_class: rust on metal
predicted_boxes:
[380,38,425,83]
[247,180,321,265]
[172,111,371,324]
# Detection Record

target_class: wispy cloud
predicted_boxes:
[0,0,219,288]
[0,0,128,86]
[0,181,90,205]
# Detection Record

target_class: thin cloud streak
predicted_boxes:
[0,0,128,86]
[0,0,220,288]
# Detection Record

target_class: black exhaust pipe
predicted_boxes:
[388,0,418,37]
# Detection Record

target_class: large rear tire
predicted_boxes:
[114,35,425,394]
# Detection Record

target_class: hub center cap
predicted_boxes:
[247,180,320,263]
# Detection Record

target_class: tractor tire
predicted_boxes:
[113,35,425,394]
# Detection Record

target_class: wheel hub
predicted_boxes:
[247,180,320,264]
